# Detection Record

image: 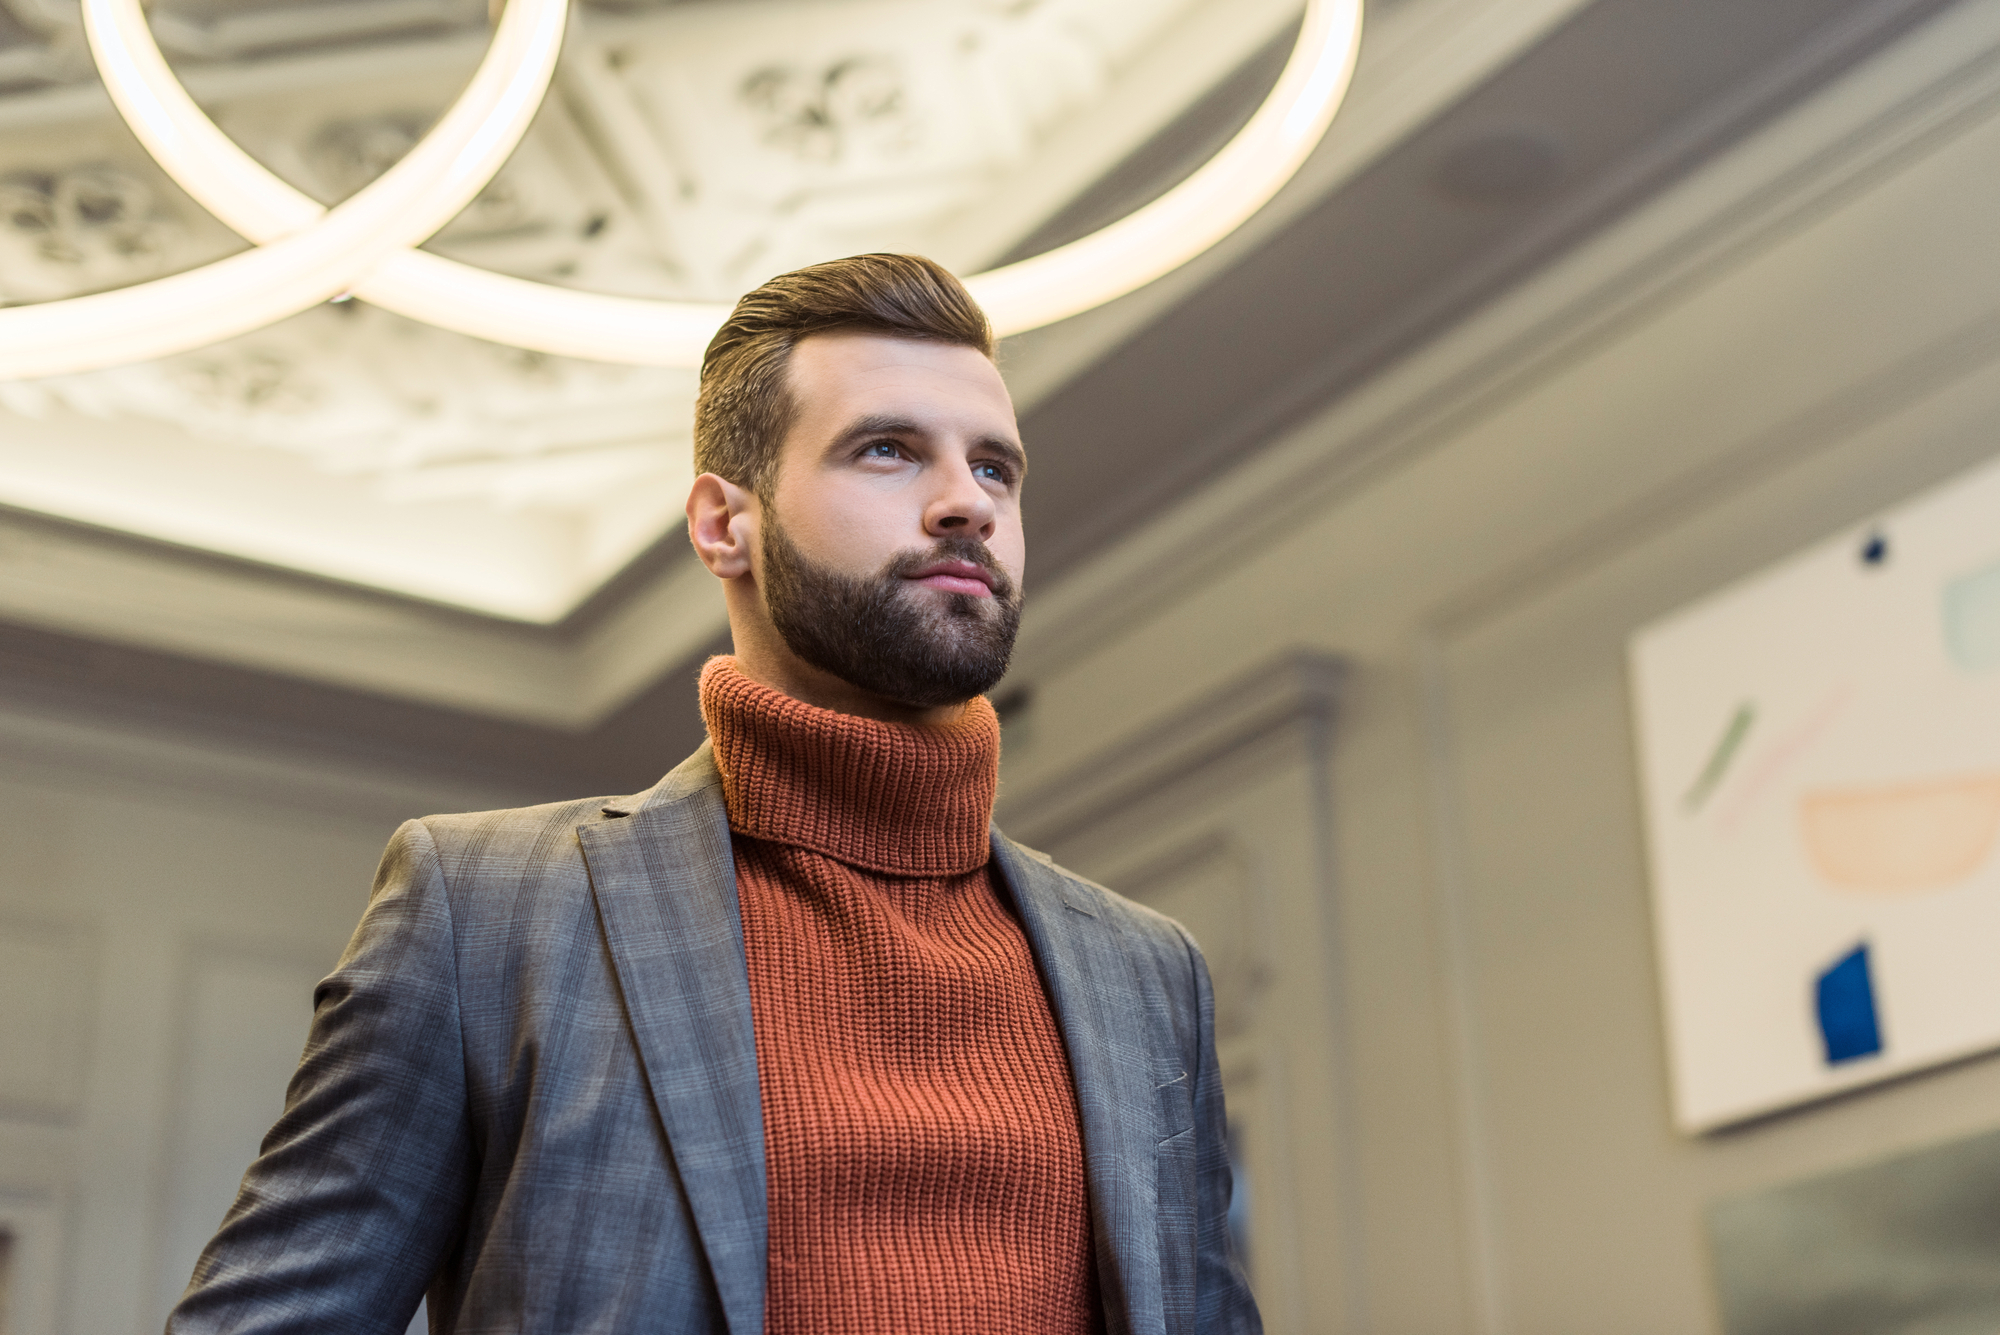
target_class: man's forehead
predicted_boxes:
[792,331,1003,392]
[789,334,1016,431]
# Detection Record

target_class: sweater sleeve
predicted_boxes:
[166,819,477,1335]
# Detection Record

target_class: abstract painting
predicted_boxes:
[1630,451,2000,1130]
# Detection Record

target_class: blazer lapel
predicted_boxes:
[578,748,765,1335]
[992,833,1166,1335]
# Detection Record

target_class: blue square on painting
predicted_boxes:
[1816,942,1882,1064]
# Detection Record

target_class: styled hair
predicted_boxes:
[693,253,994,499]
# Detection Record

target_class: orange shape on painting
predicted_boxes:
[1800,775,2000,892]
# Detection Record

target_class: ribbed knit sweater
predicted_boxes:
[698,657,1099,1335]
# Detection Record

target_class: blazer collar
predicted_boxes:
[991,831,1166,1335]
[580,759,1164,1335]
[577,745,767,1335]
[597,748,709,818]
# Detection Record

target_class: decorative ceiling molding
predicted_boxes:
[996,0,1598,417]
[43,0,1359,367]
[0,0,1811,735]
[0,497,726,728]
[572,0,1221,300]
[0,0,1324,622]
[1005,0,1982,686]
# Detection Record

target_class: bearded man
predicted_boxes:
[168,254,1258,1335]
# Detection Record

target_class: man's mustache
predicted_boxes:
[883,536,1018,601]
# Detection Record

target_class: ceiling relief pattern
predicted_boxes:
[0,162,190,299]
[0,306,692,510]
[0,0,488,76]
[578,0,1201,296]
[0,0,1300,620]
[741,53,913,166]
[0,75,691,516]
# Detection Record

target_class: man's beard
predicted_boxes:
[761,519,1023,710]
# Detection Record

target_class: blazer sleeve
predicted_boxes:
[1188,933,1262,1335]
[167,819,476,1335]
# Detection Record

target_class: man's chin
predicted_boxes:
[896,584,1006,623]
[761,522,1021,706]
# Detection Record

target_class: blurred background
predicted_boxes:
[5,0,2000,1330]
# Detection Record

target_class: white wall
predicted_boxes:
[997,4,2000,1331]
[999,655,1353,1331]
[0,701,529,1335]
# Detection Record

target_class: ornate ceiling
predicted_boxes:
[0,0,1300,621]
[3,0,1762,743]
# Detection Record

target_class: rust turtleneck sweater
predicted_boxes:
[698,657,1099,1335]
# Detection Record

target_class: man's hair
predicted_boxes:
[693,253,994,499]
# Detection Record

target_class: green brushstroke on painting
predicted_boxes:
[1944,557,2000,672]
[1684,701,1755,812]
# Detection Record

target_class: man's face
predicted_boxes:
[755,330,1026,709]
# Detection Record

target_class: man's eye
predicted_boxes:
[864,441,902,459]
[976,462,1012,483]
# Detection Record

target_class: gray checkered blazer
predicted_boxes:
[167,745,1259,1335]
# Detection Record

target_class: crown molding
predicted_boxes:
[998,649,1344,849]
[1006,0,1990,686]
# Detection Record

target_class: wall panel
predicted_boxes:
[151,949,325,1323]
[0,923,96,1124]
[995,6,2000,1329]
[0,703,523,1335]
[1002,655,1352,1335]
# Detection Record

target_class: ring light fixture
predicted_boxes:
[0,0,1363,378]
[0,0,568,378]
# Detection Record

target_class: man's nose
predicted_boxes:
[924,458,998,539]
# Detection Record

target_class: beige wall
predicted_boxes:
[996,5,2000,1331]
[0,705,527,1335]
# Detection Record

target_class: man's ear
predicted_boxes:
[687,472,759,579]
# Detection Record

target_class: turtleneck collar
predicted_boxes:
[697,656,999,878]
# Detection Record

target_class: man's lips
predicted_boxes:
[904,560,997,597]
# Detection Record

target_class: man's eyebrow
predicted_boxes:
[975,434,1028,477]
[829,414,922,449]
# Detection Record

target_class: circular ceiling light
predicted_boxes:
[0,0,1363,378]
[0,0,567,379]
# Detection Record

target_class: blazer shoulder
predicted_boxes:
[416,794,618,858]
[998,832,1195,954]
[412,744,720,868]
[400,748,724,909]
